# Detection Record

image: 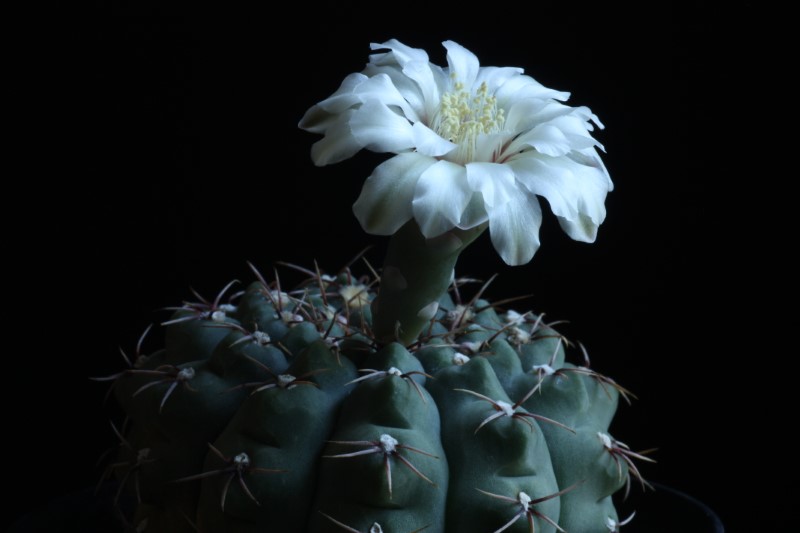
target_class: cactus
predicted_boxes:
[97,39,652,532]
[99,258,650,532]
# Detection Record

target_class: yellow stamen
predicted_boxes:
[432,76,505,162]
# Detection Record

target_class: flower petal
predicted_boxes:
[503,97,551,133]
[509,155,579,218]
[494,74,570,111]
[471,132,513,163]
[475,66,525,94]
[489,189,543,266]
[368,41,446,118]
[557,212,599,243]
[569,149,613,190]
[350,100,415,153]
[298,74,366,133]
[354,73,419,122]
[509,153,610,242]
[443,40,480,88]
[370,39,429,67]
[298,104,337,135]
[312,73,368,114]
[353,153,436,235]
[402,60,443,118]
[309,109,361,166]
[300,38,612,256]
[412,160,471,238]
[364,64,424,118]
[547,115,605,151]
[458,193,489,229]
[412,122,456,156]
[508,124,572,157]
[466,162,515,208]
[528,101,581,126]
[573,105,605,130]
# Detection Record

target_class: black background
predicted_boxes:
[10,4,782,531]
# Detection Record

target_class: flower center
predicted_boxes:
[433,76,505,161]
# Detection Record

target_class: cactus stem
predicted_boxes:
[319,513,432,533]
[260,270,312,324]
[455,388,575,435]
[517,334,638,407]
[571,343,637,404]
[172,443,285,510]
[597,433,656,497]
[606,512,636,532]
[371,221,487,346]
[482,312,562,350]
[319,512,371,533]
[324,436,438,498]
[161,281,240,325]
[216,320,297,353]
[473,293,534,315]
[452,352,471,365]
[96,420,154,505]
[222,325,271,348]
[532,364,556,376]
[319,513,415,533]
[346,367,433,402]
[478,481,583,533]
[98,258,642,530]
[452,274,498,331]
[382,265,408,291]
[127,364,197,413]
[225,355,326,395]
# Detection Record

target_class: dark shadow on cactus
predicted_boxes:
[6,480,723,533]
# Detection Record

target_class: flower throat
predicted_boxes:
[432,74,505,162]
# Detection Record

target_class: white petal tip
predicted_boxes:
[417,301,440,320]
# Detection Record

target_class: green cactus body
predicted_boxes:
[105,265,644,533]
[514,365,628,533]
[310,343,448,532]
[197,340,357,532]
[427,356,560,533]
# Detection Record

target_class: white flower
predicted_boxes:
[299,39,612,265]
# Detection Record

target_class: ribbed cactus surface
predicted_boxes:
[102,263,647,533]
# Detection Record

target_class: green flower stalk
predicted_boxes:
[370,221,485,345]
